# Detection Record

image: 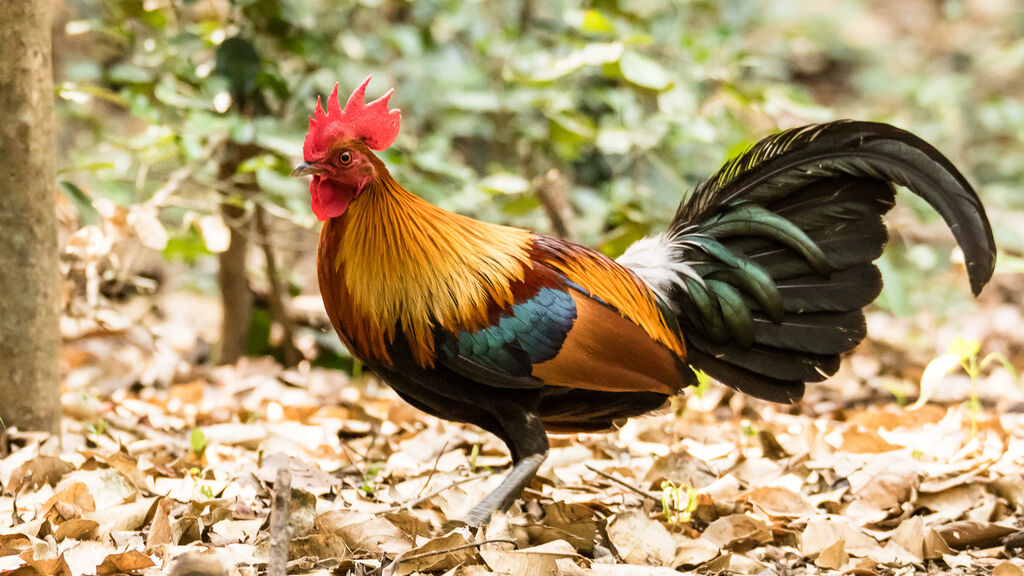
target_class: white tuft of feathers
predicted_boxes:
[615,234,696,307]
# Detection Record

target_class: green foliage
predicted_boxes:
[660,480,697,524]
[190,427,208,459]
[913,337,1017,435]
[87,418,107,444]
[56,0,1023,333]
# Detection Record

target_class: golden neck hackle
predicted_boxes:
[327,168,534,367]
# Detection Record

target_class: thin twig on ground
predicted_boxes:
[584,464,661,502]
[392,473,488,512]
[415,440,450,501]
[268,466,293,576]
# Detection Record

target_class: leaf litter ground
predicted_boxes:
[2,296,1024,576]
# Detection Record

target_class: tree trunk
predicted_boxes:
[216,141,257,365]
[0,0,61,433]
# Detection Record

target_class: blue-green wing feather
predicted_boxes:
[438,287,577,389]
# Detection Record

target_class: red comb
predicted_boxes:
[303,75,401,159]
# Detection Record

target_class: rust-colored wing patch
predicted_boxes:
[531,236,686,359]
[532,290,690,396]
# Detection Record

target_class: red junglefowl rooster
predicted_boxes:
[292,76,996,526]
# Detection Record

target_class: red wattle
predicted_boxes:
[310,177,355,221]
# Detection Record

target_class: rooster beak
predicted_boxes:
[291,162,322,177]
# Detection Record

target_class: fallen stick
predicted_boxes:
[268,466,293,576]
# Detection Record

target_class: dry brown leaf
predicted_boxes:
[208,519,263,544]
[316,510,413,556]
[605,511,676,566]
[671,535,718,567]
[923,527,954,559]
[288,531,348,561]
[60,469,136,510]
[84,496,155,536]
[0,533,34,558]
[554,556,590,576]
[43,482,96,523]
[936,521,1020,550]
[916,483,986,521]
[83,451,150,493]
[18,548,72,576]
[845,405,947,430]
[526,502,598,555]
[0,521,45,544]
[394,531,480,575]
[258,453,341,496]
[699,474,742,503]
[838,427,903,453]
[741,486,814,518]
[643,450,717,489]
[801,519,879,558]
[702,552,765,574]
[479,540,578,576]
[994,561,1024,576]
[815,539,848,570]
[95,550,154,575]
[845,457,920,524]
[53,518,98,541]
[890,515,925,560]
[146,498,173,548]
[701,514,772,550]
[165,550,233,576]
[992,475,1024,509]
[6,457,74,493]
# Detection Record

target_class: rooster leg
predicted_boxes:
[464,410,549,527]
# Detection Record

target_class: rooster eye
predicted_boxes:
[337,150,353,166]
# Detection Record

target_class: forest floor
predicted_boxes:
[2,275,1024,576]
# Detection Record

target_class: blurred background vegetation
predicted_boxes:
[53,0,1024,372]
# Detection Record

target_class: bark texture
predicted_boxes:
[0,0,61,433]
[216,141,257,365]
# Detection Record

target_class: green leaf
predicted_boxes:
[190,428,207,458]
[980,352,1017,377]
[215,37,262,100]
[529,43,624,81]
[107,63,153,85]
[58,181,100,225]
[619,51,673,91]
[479,173,530,196]
[947,337,980,361]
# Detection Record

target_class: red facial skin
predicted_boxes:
[309,144,377,221]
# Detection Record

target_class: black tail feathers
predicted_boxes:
[664,121,996,403]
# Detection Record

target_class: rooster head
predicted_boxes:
[292,75,401,221]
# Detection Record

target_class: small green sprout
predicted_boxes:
[913,337,1016,436]
[87,419,107,444]
[661,480,698,524]
[361,462,384,496]
[190,428,207,459]
[469,443,480,472]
